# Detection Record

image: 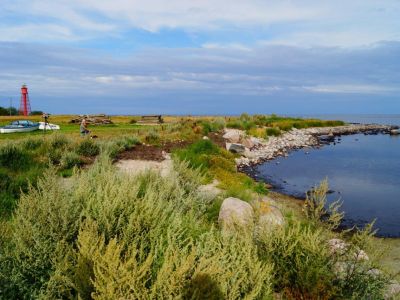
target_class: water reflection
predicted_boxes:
[256,133,400,237]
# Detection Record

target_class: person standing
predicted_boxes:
[80,116,90,136]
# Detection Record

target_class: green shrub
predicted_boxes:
[60,151,83,169]
[50,134,70,149]
[174,139,225,172]
[77,139,100,157]
[265,127,281,137]
[49,148,63,165]
[253,182,269,195]
[239,113,251,121]
[0,192,16,218]
[258,222,336,299]
[226,119,244,129]
[0,158,274,299]
[304,179,344,230]
[22,137,44,150]
[0,143,30,170]
[200,118,226,135]
[115,136,140,150]
[144,130,160,144]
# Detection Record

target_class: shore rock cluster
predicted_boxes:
[223,124,396,167]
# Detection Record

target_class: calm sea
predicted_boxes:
[255,115,400,237]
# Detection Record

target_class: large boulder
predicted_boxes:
[218,197,254,231]
[223,129,243,143]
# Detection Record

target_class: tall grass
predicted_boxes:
[226,114,345,132]
[0,158,274,299]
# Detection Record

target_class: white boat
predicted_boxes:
[0,120,40,133]
[38,122,60,130]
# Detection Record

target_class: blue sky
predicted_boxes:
[0,0,399,114]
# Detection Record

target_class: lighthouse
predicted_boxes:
[19,84,31,116]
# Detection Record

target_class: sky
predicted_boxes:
[0,0,399,115]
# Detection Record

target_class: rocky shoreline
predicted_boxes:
[222,124,398,168]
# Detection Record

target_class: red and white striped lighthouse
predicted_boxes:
[19,84,31,116]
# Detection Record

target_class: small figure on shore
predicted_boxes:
[42,112,49,125]
[80,116,90,136]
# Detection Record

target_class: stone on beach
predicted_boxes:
[198,179,222,199]
[223,129,243,143]
[255,198,285,233]
[218,197,254,231]
[227,143,246,154]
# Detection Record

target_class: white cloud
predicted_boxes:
[302,84,399,94]
[1,0,400,47]
[0,24,76,42]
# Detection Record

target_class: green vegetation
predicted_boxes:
[0,106,18,116]
[174,139,268,201]
[0,114,395,299]
[226,113,345,134]
[0,158,274,299]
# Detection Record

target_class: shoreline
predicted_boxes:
[229,123,400,238]
[233,123,398,168]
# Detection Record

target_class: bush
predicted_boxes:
[174,139,224,171]
[144,130,160,144]
[50,134,70,150]
[258,222,336,299]
[226,119,244,129]
[0,158,274,299]
[265,127,281,137]
[49,148,63,165]
[22,137,44,150]
[304,179,343,230]
[77,139,100,157]
[115,136,140,150]
[0,143,30,170]
[60,151,83,169]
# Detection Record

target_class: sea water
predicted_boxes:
[255,115,400,237]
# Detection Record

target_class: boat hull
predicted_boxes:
[0,125,39,133]
[38,122,60,130]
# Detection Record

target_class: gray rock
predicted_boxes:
[228,143,246,154]
[218,197,254,231]
[198,179,221,199]
[223,129,242,143]
[385,280,400,299]
[328,239,348,255]
[257,202,284,232]
[241,138,255,149]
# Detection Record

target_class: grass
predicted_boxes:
[173,139,268,201]
[0,158,390,299]
[0,114,395,299]
[224,114,345,134]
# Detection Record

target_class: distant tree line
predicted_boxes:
[0,106,43,116]
[0,106,18,116]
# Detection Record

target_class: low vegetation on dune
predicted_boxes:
[227,113,345,138]
[0,114,396,299]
